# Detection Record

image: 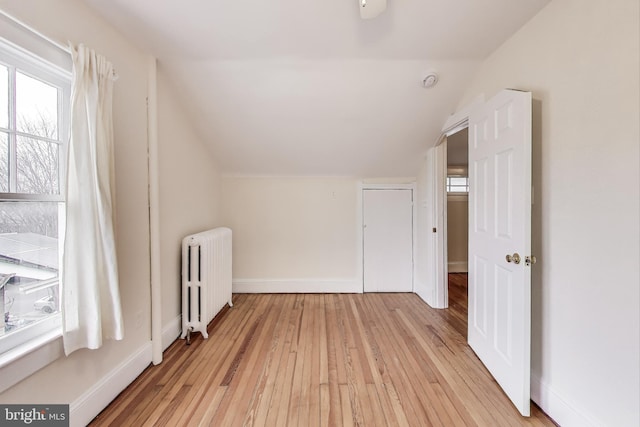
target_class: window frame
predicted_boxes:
[446,175,469,193]
[0,39,70,200]
[0,37,70,387]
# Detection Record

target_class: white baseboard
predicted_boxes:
[447,261,468,273]
[531,374,601,427]
[70,343,152,427]
[233,279,362,294]
[162,316,181,351]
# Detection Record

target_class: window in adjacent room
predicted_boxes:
[446,175,469,193]
[0,39,70,357]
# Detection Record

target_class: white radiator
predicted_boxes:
[181,227,233,343]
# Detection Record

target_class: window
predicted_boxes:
[0,40,70,358]
[446,176,469,193]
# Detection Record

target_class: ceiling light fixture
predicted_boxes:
[422,72,439,89]
[359,0,387,20]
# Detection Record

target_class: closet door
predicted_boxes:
[363,189,413,292]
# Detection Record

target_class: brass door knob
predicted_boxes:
[525,255,537,266]
[505,253,521,264]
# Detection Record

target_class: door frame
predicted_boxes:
[357,183,417,293]
[430,94,485,307]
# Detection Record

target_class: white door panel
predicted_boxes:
[363,189,413,292]
[468,90,532,416]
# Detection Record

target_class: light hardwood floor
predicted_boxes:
[90,275,555,426]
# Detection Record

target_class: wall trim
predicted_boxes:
[361,183,415,190]
[233,279,362,294]
[0,330,63,394]
[162,316,181,351]
[356,181,364,297]
[447,261,468,273]
[531,374,601,427]
[70,343,152,427]
[439,93,485,142]
[146,54,163,366]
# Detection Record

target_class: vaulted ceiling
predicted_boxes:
[83,0,549,176]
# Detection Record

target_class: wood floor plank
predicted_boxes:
[249,294,296,427]
[171,297,261,426]
[263,297,300,426]
[90,275,557,427]
[339,384,355,427]
[213,294,280,426]
[356,295,426,426]
[363,294,441,425]
[272,351,297,426]
[319,383,330,427]
[324,294,344,427]
[240,295,289,426]
[195,386,226,427]
[287,295,311,426]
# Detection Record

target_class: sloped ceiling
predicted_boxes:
[448,128,469,167]
[83,0,549,176]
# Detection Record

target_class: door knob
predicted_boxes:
[505,253,521,264]
[525,255,537,266]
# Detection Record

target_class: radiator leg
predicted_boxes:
[186,326,194,345]
[228,297,233,308]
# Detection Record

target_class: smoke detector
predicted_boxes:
[422,72,439,89]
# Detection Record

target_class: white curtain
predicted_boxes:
[62,44,123,355]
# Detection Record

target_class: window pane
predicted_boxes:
[16,135,59,194]
[0,201,59,238]
[0,132,7,192]
[449,177,468,186]
[449,186,468,193]
[0,202,60,338]
[0,65,7,129]
[16,72,58,139]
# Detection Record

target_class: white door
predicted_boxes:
[363,189,413,292]
[468,90,532,416]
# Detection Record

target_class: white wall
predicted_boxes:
[221,176,360,293]
[0,0,151,405]
[0,0,222,424]
[458,0,640,425]
[157,66,222,347]
[446,195,468,273]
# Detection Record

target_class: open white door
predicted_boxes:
[468,89,532,416]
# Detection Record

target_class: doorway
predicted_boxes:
[445,128,469,309]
